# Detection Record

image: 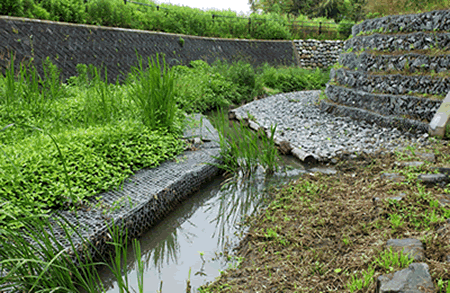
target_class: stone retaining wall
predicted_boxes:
[323,9,450,133]
[0,16,297,82]
[344,32,450,52]
[294,39,343,68]
[325,84,440,122]
[339,52,450,73]
[332,68,450,97]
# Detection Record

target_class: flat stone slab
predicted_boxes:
[416,152,436,163]
[377,263,434,293]
[395,161,424,168]
[381,173,405,182]
[418,173,448,186]
[386,238,424,261]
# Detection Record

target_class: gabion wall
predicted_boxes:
[322,9,450,133]
[294,39,343,68]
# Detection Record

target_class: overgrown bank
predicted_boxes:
[0,57,328,229]
[200,142,450,292]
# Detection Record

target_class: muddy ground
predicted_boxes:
[200,139,450,292]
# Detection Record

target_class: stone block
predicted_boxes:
[418,173,448,186]
[429,91,450,138]
[377,263,434,293]
[386,238,424,261]
[381,173,405,182]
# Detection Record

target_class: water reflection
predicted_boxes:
[99,162,309,292]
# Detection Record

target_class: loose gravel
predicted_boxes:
[231,90,431,161]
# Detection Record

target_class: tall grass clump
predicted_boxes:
[211,110,279,177]
[1,55,64,118]
[0,207,145,292]
[127,54,179,132]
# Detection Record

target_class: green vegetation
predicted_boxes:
[0,0,350,40]
[211,110,279,177]
[175,60,329,113]
[0,208,146,292]
[0,54,328,229]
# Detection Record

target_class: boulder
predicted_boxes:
[377,263,434,293]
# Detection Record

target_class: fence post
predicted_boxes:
[124,0,127,4]
[319,22,322,35]
[248,18,251,36]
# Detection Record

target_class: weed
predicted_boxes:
[375,247,414,273]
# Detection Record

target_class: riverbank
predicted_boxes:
[200,139,450,292]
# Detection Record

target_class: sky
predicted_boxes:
[157,0,252,15]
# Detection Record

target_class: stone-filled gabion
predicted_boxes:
[344,32,450,52]
[352,9,450,36]
[323,9,450,134]
[333,68,450,97]
[294,39,343,68]
[339,52,450,74]
[325,84,440,122]
[43,115,223,266]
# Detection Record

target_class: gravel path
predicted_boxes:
[231,90,430,161]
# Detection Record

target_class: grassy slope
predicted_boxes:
[201,141,450,292]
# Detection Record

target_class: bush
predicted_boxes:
[37,0,87,23]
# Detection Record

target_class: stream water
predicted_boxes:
[96,155,337,292]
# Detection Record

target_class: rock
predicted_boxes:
[376,263,434,293]
[432,167,450,175]
[395,161,424,168]
[418,173,448,186]
[386,238,424,261]
[388,196,404,202]
[416,152,436,163]
[381,173,405,182]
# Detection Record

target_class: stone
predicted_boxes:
[376,263,434,293]
[418,173,448,186]
[431,167,450,175]
[395,161,424,168]
[416,152,435,163]
[386,238,424,261]
[381,173,405,182]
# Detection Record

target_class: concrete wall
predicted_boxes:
[0,16,297,82]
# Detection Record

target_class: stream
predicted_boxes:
[97,154,336,292]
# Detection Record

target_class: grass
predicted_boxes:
[0,206,146,293]
[200,141,450,292]
[210,110,280,177]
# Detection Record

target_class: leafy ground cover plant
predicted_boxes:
[0,57,185,229]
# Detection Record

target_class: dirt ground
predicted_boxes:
[200,140,450,292]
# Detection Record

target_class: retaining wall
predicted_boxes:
[294,39,343,68]
[0,16,297,82]
[322,9,450,133]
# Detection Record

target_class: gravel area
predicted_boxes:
[230,90,430,161]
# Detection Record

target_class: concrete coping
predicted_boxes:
[429,91,450,137]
